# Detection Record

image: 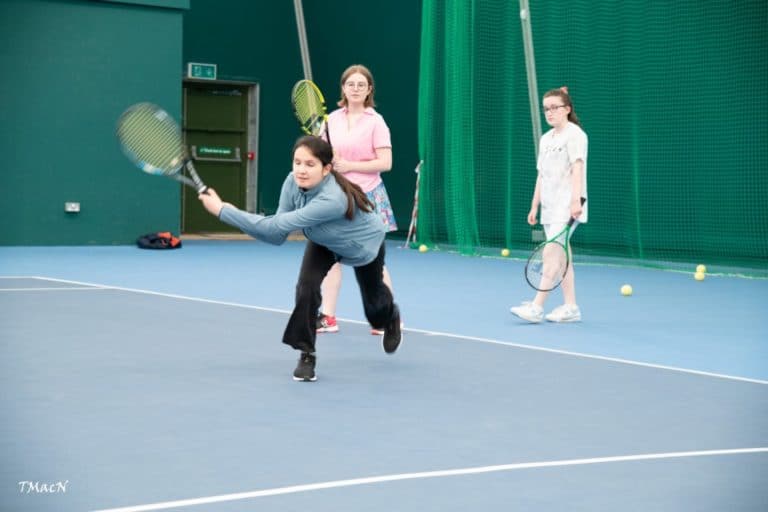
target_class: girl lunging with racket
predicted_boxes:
[198,135,402,382]
[510,87,588,323]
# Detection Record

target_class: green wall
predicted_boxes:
[182,0,422,231]
[0,0,422,245]
[0,0,187,245]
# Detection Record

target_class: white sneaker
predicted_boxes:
[545,304,582,323]
[509,302,544,323]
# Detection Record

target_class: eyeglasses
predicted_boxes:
[344,81,369,90]
[543,105,566,113]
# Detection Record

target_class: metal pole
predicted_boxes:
[519,0,541,156]
[293,0,312,80]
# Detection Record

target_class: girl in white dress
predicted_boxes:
[510,87,588,323]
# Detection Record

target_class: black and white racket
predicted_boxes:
[116,102,208,193]
[403,160,422,248]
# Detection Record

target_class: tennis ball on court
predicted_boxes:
[418,244,428,253]
[620,284,633,296]
[501,248,510,257]
[696,264,707,274]
[694,271,705,281]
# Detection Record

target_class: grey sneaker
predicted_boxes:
[545,304,582,323]
[509,302,544,323]
[382,305,402,354]
[292,352,317,381]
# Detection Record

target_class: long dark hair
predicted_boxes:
[543,86,581,126]
[292,135,374,219]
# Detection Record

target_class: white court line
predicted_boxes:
[11,276,768,386]
[92,447,768,512]
[412,329,768,385]
[2,276,293,314]
[0,286,107,292]
[0,277,108,292]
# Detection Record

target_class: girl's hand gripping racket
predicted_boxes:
[291,79,331,144]
[116,102,208,193]
[524,198,585,292]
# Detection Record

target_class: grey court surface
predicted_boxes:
[1,273,766,512]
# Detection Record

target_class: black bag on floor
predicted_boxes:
[136,232,182,250]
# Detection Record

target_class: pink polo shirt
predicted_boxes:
[327,107,392,193]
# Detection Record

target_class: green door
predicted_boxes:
[182,83,251,233]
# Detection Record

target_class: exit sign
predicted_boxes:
[187,62,217,80]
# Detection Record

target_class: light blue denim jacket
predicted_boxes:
[219,173,386,266]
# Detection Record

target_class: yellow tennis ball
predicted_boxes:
[620,284,633,296]
[694,271,705,281]
[418,244,428,253]
[501,248,510,257]
[696,264,707,274]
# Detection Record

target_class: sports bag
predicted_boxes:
[136,231,182,249]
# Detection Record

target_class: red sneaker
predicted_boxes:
[316,314,339,333]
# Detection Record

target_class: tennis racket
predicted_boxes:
[116,102,208,193]
[291,79,331,144]
[524,198,585,292]
[403,160,423,248]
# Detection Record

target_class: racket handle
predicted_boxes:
[185,161,209,194]
[567,197,587,226]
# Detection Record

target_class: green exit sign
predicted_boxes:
[187,62,217,80]
[199,146,233,156]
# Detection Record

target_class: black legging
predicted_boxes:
[282,240,396,353]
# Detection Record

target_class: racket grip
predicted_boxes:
[324,123,332,146]
[567,197,587,226]
[185,161,209,194]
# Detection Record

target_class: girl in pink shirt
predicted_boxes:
[316,64,397,335]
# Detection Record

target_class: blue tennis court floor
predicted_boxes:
[1,241,766,511]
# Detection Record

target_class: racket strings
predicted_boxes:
[117,104,184,175]
[292,83,326,135]
[526,242,569,291]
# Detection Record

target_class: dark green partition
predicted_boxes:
[0,0,187,245]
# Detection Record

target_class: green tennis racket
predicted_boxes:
[291,79,331,144]
[525,198,585,291]
[116,102,208,193]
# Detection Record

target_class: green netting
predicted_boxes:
[417,0,768,277]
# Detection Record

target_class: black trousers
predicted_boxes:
[282,240,396,353]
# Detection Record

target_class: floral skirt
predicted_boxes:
[366,182,398,232]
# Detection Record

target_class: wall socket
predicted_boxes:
[64,202,81,213]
